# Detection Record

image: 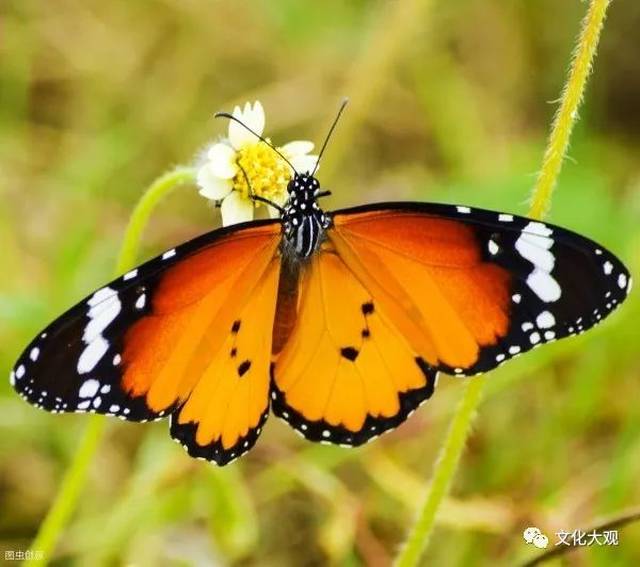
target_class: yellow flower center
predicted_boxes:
[233,141,291,207]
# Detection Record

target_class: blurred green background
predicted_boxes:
[1,1,639,565]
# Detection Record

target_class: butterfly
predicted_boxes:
[11,104,632,465]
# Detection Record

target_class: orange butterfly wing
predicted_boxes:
[328,207,511,373]
[12,220,281,465]
[270,202,630,445]
[270,244,437,446]
[328,203,629,375]
[126,225,281,464]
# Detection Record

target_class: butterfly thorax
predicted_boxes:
[282,173,331,259]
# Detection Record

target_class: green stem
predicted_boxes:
[27,167,197,566]
[394,1,612,565]
[115,167,198,273]
[530,0,611,220]
[394,377,485,567]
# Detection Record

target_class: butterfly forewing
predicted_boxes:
[330,203,631,376]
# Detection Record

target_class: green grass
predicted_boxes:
[1,0,639,565]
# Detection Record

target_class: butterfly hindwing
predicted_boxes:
[11,220,282,464]
[270,249,438,447]
[168,253,280,464]
[329,203,631,376]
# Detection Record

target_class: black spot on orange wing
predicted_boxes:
[238,360,251,377]
[362,302,375,315]
[340,346,359,361]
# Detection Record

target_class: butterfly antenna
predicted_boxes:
[214,112,298,175]
[236,162,285,214]
[311,97,349,177]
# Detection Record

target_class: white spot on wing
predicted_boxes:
[16,365,25,379]
[536,311,555,329]
[515,222,561,302]
[30,347,40,361]
[618,273,627,289]
[135,294,146,310]
[88,287,118,307]
[84,289,121,343]
[77,337,109,374]
[515,223,555,272]
[498,214,513,222]
[603,261,613,275]
[79,287,120,374]
[456,206,471,213]
[79,379,100,398]
[162,249,176,260]
[526,269,561,302]
[123,269,138,281]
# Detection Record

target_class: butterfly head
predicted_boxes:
[282,173,331,259]
[287,172,319,195]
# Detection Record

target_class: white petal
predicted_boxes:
[281,140,314,157]
[229,101,265,149]
[197,165,233,200]
[291,154,319,174]
[221,191,254,226]
[206,143,237,179]
[247,101,265,135]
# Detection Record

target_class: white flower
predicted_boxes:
[197,101,318,226]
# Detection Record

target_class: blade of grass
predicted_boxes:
[394,1,612,565]
[27,167,196,566]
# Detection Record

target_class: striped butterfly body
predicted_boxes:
[12,173,631,464]
[282,174,331,258]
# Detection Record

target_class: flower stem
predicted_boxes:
[394,377,486,567]
[529,0,611,220]
[27,166,197,566]
[393,1,612,565]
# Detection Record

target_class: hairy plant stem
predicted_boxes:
[394,1,612,565]
[28,167,196,566]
